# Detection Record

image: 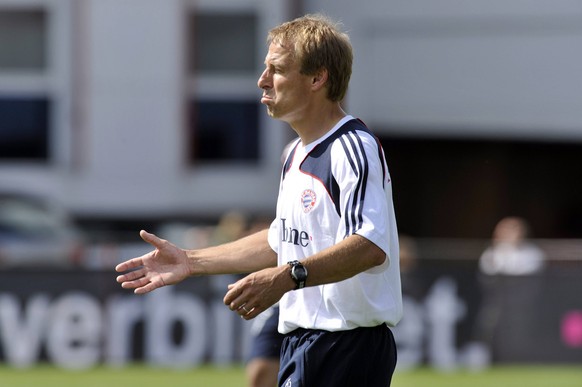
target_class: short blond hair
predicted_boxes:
[267,14,353,102]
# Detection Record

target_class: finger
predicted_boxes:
[237,303,253,313]
[134,279,165,295]
[116,267,145,283]
[115,257,144,273]
[120,273,165,294]
[239,305,262,320]
[228,298,244,311]
[140,230,166,249]
[223,285,243,307]
[120,275,149,290]
[228,295,247,312]
[235,304,252,320]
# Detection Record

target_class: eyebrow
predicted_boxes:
[265,55,284,65]
[265,53,294,69]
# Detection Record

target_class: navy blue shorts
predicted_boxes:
[247,306,284,361]
[278,324,397,387]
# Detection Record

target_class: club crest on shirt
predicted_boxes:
[300,189,316,213]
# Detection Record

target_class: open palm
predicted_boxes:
[115,230,191,294]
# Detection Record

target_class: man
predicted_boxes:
[479,216,546,275]
[116,14,402,386]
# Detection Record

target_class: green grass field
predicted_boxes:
[0,364,581,387]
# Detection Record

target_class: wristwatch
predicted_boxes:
[288,260,308,290]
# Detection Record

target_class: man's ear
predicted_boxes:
[311,68,328,91]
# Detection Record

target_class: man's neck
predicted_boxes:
[292,104,347,146]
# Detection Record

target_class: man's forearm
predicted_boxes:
[300,234,387,287]
[186,229,277,276]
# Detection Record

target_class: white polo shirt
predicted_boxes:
[268,115,403,334]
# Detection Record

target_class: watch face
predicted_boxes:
[288,261,307,289]
[292,265,307,281]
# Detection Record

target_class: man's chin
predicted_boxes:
[266,107,277,118]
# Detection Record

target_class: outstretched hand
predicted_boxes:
[115,230,191,294]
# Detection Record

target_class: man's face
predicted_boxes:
[257,43,313,123]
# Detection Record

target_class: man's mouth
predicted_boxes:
[261,94,273,104]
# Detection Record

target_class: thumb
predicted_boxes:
[140,230,164,248]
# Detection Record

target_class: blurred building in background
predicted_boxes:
[0,0,291,237]
[1,0,582,239]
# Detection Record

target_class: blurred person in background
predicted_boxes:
[479,216,546,276]
[116,14,402,387]
[246,304,283,387]
[474,216,546,357]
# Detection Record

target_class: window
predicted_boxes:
[0,10,47,70]
[190,13,257,73]
[0,96,49,159]
[0,8,50,161]
[189,100,259,161]
[186,11,260,164]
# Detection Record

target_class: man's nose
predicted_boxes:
[258,69,271,90]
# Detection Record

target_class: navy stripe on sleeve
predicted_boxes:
[339,131,369,238]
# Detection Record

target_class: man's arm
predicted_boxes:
[299,233,387,287]
[223,233,387,319]
[187,229,277,275]
[116,228,276,295]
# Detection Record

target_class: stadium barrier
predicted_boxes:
[0,239,580,369]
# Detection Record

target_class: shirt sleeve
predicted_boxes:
[332,130,394,260]
[267,217,279,254]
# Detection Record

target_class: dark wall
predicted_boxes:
[380,136,582,238]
